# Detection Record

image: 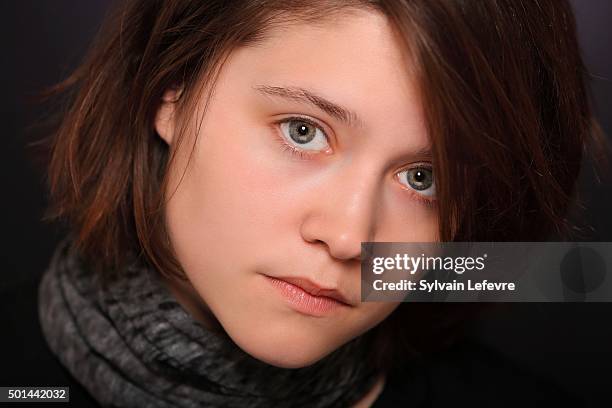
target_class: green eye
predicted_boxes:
[398,167,435,197]
[279,118,330,151]
[288,120,316,144]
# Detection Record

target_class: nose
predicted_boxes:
[299,167,381,261]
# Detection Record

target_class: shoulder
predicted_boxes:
[373,340,584,407]
[0,276,100,407]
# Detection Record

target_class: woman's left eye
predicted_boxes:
[397,167,435,197]
[278,118,330,152]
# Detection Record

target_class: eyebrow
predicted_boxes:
[410,146,433,161]
[253,85,363,128]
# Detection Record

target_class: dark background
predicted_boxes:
[3,1,612,407]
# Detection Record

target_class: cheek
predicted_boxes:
[381,188,439,241]
[164,117,296,272]
[196,132,290,236]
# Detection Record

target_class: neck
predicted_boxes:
[161,273,224,332]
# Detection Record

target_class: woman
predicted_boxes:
[34,0,601,406]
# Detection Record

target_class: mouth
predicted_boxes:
[263,275,353,317]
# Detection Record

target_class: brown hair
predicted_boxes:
[41,0,605,373]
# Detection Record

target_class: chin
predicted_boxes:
[251,344,339,369]
[222,317,343,368]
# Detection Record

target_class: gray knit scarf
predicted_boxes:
[38,239,379,408]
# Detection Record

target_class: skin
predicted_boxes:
[155,8,438,402]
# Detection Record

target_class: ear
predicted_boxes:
[154,87,182,145]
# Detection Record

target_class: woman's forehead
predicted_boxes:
[211,9,429,154]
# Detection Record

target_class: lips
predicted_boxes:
[268,276,352,306]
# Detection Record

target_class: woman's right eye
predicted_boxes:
[278,118,331,153]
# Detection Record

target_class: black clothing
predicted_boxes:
[1,276,582,407]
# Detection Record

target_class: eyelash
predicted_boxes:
[272,116,437,208]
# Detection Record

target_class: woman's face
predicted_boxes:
[156,9,437,368]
